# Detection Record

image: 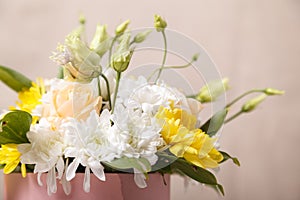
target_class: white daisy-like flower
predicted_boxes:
[112,104,163,165]
[18,118,65,195]
[117,75,203,117]
[63,109,117,192]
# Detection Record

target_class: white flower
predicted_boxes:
[112,104,163,165]
[116,75,202,116]
[115,76,147,106]
[63,110,117,192]
[18,118,65,195]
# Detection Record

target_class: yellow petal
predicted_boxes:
[21,164,27,178]
[183,153,205,168]
[3,161,19,174]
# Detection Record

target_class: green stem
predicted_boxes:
[100,74,112,109]
[226,89,264,108]
[97,76,101,96]
[148,60,193,82]
[111,72,121,113]
[224,110,243,123]
[154,30,167,83]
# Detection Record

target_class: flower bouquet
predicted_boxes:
[0,15,283,199]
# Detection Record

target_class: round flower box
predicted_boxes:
[4,173,170,200]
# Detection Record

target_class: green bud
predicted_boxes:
[79,14,86,25]
[90,24,111,57]
[111,33,132,72]
[192,53,199,62]
[264,88,285,95]
[196,78,229,103]
[111,50,133,73]
[154,14,167,32]
[242,94,267,112]
[133,30,152,43]
[115,20,130,35]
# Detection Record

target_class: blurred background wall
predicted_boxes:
[0,0,299,199]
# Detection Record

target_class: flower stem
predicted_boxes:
[154,30,167,83]
[226,89,264,108]
[97,76,101,96]
[111,71,121,113]
[148,61,193,81]
[100,74,112,109]
[224,110,243,123]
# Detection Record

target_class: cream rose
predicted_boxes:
[37,78,101,121]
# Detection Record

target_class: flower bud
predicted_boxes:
[264,88,285,96]
[79,14,86,25]
[242,94,267,112]
[111,33,132,73]
[133,30,152,43]
[111,50,133,73]
[115,20,130,35]
[154,15,167,32]
[196,78,229,103]
[90,24,111,57]
[192,53,199,62]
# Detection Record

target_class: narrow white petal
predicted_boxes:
[83,167,91,193]
[56,157,64,179]
[134,169,147,188]
[46,167,57,195]
[66,159,79,181]
[91,166,106,181]
[37,172,43,186]
[61,171,72,195]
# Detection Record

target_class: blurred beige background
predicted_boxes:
[0,0,299,199]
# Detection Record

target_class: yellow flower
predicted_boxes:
[156,104,223,168]
[0,144,26,177]
[11,78,45,123]
[16,78,45,112]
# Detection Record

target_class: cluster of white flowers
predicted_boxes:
[17,74,201,194]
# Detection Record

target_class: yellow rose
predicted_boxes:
[40,79,102,121]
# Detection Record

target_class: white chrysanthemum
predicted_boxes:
[18,118,65,195]
[112,104,163,165]
[115,76,147,106]
[63,109,117,192]
[111,104,163,188]
[118,75,203,121]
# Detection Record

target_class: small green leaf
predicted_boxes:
[171,159,225,195]
[201,109,228,137]
[217,184,225,196]
[104,157,151,173]
[0,111,31,144]
[171,158,223,191]
[219,151,240,166]
[152,151,178,172]
[0,65,32,92]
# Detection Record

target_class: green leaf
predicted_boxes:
[171,158,224,195]
[219,151,240,166]
[152,151,178,172]
[200,109,228,137]
[0,65,32,92]
[104,157,151,173]
[0,111,31,144]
